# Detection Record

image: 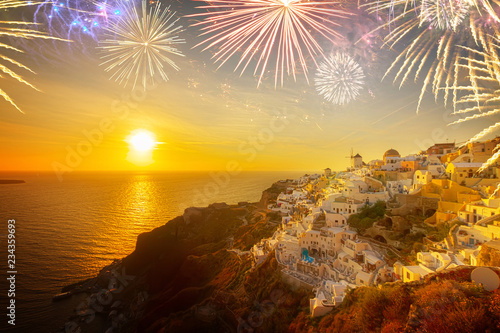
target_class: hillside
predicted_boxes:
[61,181,500,333]
[289,267,500,333]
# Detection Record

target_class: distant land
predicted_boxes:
[0,179,25,184]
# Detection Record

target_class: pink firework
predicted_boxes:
[189,0,351,87]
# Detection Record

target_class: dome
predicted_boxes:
[383,149,400,159]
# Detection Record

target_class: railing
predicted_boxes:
[358,236,409,265]
[475,213,500,226]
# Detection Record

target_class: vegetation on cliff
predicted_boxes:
[288,267,500,333]
[348,201,386,233]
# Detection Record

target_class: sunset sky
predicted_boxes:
[0,1,495,173]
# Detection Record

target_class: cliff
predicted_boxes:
[62,182,311,333]
[118,185,312,332]
[62,181,500,333]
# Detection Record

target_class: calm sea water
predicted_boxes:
[0,171,304,332]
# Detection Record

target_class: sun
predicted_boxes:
[127,130,157,152]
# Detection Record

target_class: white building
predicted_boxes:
[330,198,365,216]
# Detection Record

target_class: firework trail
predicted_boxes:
[447,33,500,171]
[314,52,365,105]
[188,0,352,87]
[0,0,67,112]
[32,0,126,41]
[98,0,185,90]
[363,0,500,113]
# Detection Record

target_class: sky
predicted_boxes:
[0,0,496,173]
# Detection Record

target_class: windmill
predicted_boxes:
[346,148,363,170]
[345,148,354,170]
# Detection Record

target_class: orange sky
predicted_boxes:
[0,10,494,173]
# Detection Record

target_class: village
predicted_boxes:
[249,137,500,317]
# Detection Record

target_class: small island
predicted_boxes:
[0,179,25,184]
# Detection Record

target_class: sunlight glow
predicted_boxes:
[127,130,157,152]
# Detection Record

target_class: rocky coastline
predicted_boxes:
[58,180,302,333]
[57,179,500,333]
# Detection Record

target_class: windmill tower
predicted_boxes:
[345,148,354,170]
[346,148,363,170]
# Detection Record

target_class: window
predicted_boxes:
[407,272,411,279]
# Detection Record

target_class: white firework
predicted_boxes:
[420,0,471,31]
[98,0,185,90]
[315,52,365,105]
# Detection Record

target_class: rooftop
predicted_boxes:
[484,240,500,251]
[405,265,433,275]
[450,162,483,168]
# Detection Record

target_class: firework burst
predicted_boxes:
[188,0,351,87]
[447,34,500,171]
[0,0,67,112]
[314,52,365,105]
[98,0,185,90]
[420,0,471,31]
[363,0,500,112]
[32,0,125,41]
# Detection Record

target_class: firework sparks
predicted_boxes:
[420,0,471,31]
[33,0,125,41]
[447,33,500,172]
[363,0,500,113]
[188,0,351,87]
[314,52,365,105]
[98,0,185,90]
[0,0,67,112]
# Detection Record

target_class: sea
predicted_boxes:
[0,171,305,332]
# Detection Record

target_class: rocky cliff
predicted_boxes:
[62,182,311,333]
[62,181,500,333]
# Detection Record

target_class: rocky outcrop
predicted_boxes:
[259,181,291,208]
[61,181,311,333]
[477,243,500,267]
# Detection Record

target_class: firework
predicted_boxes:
[188,0,351,87]
[33,0,125,41]
[363,0,500,112]
[442,31,500,176]
[314,52,365,105]
[98,0,185,90]
[0,0,67,112]
[420,0,471,31]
